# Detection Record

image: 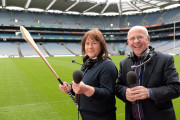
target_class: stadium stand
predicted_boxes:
[0,5,180,57]
[20,42,39,57]
[44,42,75,56]
[0,42,19,57]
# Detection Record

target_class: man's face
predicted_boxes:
[127,28,150,58]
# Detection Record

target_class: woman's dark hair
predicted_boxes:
[81,29,109,62]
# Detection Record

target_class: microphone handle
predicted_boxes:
[130,84,136,88]
[75,94,79,103]
[130,85,136,104]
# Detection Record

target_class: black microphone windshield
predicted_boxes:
[73,70,83,84]
[126,71,137,87]
[72,60,83,65]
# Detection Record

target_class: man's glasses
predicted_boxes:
[128,36,147,42]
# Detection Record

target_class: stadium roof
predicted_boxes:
[1,0,180,16]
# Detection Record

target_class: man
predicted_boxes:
[116,26,180,120]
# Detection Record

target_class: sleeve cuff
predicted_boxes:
[148,88,154,100]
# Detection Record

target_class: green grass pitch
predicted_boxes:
[0,55,179,120]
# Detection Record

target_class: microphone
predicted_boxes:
[73,70,83,103]
[73,70,83,84]
[126,71,137,88]
[72,60,83,65]
[131,53,153,70]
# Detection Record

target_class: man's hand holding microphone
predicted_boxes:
[126,71,149,103]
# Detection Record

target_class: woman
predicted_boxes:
[59,29,118,120]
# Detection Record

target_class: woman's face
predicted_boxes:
[85,36,101,59]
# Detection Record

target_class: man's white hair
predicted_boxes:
[127,26,149,38]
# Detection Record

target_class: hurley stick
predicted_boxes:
[20,26,78,108]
